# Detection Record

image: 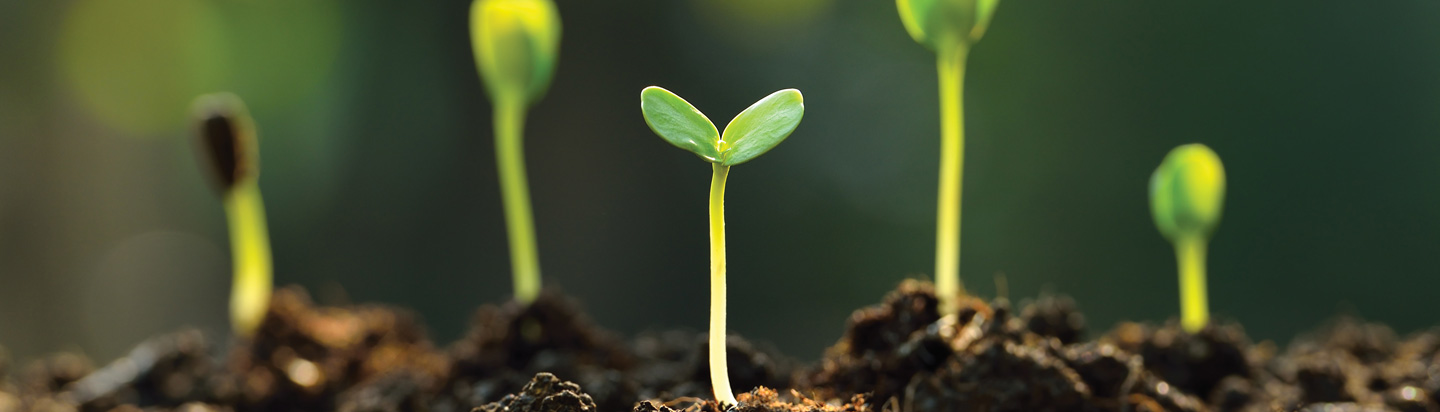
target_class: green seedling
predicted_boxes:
[470,0,560,304]
[1149,144,1226,333]
[896,0,1001,317]
[640,86,804,409]
[191,93,273,337]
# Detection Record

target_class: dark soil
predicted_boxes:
[3,280,1438,412]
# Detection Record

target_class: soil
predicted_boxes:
[2,280,1437,412]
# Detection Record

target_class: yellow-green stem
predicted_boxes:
[224,181,272,337]
[708,163,737,408]
[1176,237,1209,333]
[495,101,542,304]
[935,45,968,316]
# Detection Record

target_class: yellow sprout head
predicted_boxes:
[896,0,999,51]
[192,93,273,338]
[1149,143,1226,333]
[1151,144,1226,242]
[471,0,560,106]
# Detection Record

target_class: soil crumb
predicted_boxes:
[633,387,869,412]
[474,372,597,412]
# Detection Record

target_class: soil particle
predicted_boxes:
[1104,320,1254,402]
[474,372,597,412]
[1019,295,1086,345]
[1294,403,1395,412]
[1291,349,1371,404]
[809,281,1110,411]
[1130,373,1207,412]
[0,356,17,412]
[1059,342,1138,399]
[444,291,633,411]
[911,337,1091,412]
[219,286,447,412]
[21,353,93,396]
[1206,375,1252,411]
[808,281,1224,411]
[679,335,794,400]
[1270,318,1440,412]
[805,280,943,403]
[63,330,214,411]
[335,368,434,412]
[632,387,869,412]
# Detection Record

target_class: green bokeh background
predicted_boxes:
[1,1,1438,364]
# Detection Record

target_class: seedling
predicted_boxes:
[896,0,1001,316]
[470,0,560,304]
[1149,144,1226,333]
[191,93,273,337]
[640,86,804,409]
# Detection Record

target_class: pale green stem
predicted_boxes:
[935,45,968,316]
[1176,237,1209,333]
[224,181,272,337]
[495,101,542,304]
[708,163,737,408]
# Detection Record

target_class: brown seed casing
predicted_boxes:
[191,93,258,193]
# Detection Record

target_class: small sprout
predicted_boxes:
[1149,143,1226,333]
[191,93,273,338]
[897,0,1000,51]
[895,0,1003,316]
[640,86,804,409]
[470,0,561,304]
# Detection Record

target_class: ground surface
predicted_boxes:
[1,281,1435,412]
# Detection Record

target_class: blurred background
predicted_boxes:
[1,0,1438,365]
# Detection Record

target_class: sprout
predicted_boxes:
[640,86,804,409]
[1150,143,1226,333]
[470,0,561,304]
[191,93,273,338]
[895,0,1003,316]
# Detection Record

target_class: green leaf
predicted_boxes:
[641,86,720,162]
[718,89,803,166]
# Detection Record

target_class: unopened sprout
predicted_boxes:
[640,86,804,409]
[1149,144,1226,333]
[191,93,272,337]
[470,0,560,304]
[896,0,1001,316]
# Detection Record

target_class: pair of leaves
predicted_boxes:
[1150,144,1226,241]
[640,87,804,166]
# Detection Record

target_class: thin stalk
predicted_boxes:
[495,100,542,304]
[224,181,272,337]
[1176,237,1209,333]
[708,163,737,408]
[935,45,969,316]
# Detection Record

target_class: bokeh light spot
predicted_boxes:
[693,0,832,51]
[59,0,228,135]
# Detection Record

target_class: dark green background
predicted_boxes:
[1,1,1437,364]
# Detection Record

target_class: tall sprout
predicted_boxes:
[641,86,804,409]
[470,0,560,303]
[896,0,1001,316]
